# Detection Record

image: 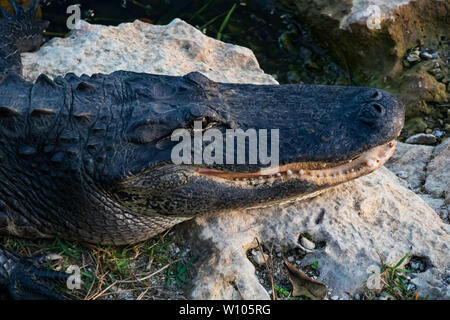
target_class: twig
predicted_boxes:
[137,258,182,282]
[255,237,276,300]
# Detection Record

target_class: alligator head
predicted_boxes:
[0,70,404,243]
[112,72,405,218]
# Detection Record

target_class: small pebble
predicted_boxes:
[396,171,409,180]
[420,52,433,60]
[432,130,445,139]
[252,250,269,266]
[406,52,421,63]
[300,237,316,250]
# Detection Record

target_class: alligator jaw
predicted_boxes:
[196,140,396,186]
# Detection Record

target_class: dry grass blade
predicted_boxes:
[138,258,182,282]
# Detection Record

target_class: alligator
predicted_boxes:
[0,0,405,299]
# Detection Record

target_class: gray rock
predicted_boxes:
[406,134,437,145]
[385,142,433,190]
[424,139,450,198]
[396,171,409,180]
[411,269,450,299]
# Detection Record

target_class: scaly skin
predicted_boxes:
[0,0,405,299]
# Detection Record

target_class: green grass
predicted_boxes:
[1,230,192,300]
[216,3,237,41]
[364,252,427,300]
[167,254,198,287]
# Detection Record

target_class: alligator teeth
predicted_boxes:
[198,141,396,186]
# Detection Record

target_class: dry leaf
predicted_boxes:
[284,258,328,300]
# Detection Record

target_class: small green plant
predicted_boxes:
[310,261,319,270]
[364,252,426,300]
[167,254,198,287]
[379,252,415,299]
[274,285,290,298]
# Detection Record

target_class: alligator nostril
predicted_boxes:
[358,102,386,125]
[370,90,382,100]
[372,103,383,113]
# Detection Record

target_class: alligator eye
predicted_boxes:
[202,117,220,130]
[187,117,219,133]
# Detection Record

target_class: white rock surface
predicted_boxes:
[21,19,449,300]
[22,19,277,85]
[385,142,433,191]
[386,141,448,221]
[424,139,450,199]
[338,0,411,30]
[183,168,449,300]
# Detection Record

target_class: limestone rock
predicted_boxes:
[411,269,450,299]
[22,19,278,85]
[424,139,450,199]
[385,142,433,190]
[385,141,448,217]
[182,168,449,300]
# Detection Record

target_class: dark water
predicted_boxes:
[39,0,349,85]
